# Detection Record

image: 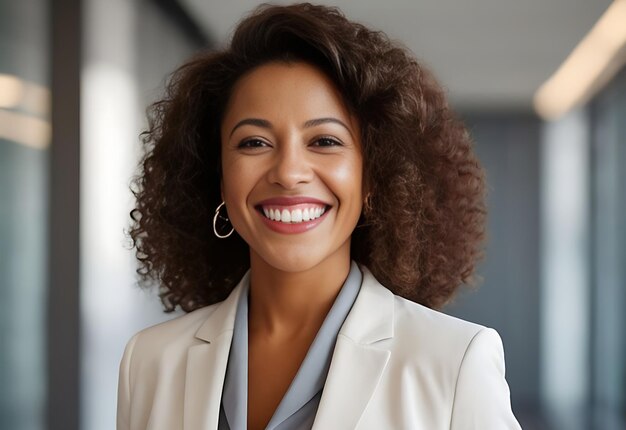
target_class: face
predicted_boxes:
[220,61,364,273]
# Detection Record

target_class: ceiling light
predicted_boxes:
[534,0,626,120]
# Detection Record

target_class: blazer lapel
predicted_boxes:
[183,338,231,430]
[311,264,394,429]
[183,270,250,430]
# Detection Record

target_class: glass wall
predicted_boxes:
[0,1,50,429]
[539,107,591,430]
[589,66,626,430]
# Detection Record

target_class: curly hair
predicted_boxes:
[128,2,487,313]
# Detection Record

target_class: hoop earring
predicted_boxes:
[213,201,234,238]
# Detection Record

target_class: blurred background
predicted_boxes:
[1,0,625,429]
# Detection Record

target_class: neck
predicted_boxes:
[247,244,351,340]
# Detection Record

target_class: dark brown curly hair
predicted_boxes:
[128,2,487,313]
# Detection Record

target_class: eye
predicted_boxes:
[312,136,343,147]
[237,138,270,149]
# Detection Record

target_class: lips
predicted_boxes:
[255,197,332,217]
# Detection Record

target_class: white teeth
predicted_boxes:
[261,205,327,223]
[281,209,291,223]
[292,209,303,222]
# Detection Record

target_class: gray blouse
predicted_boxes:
[217,260,363,430]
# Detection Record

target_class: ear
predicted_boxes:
[361,173,373,215]
[361,174,371,201]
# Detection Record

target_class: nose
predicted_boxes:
[266,138,314,189]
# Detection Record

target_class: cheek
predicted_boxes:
[220,156,267,231]
[332,160,358,183]
[220,154,250,207]
[223,170,250,201]
[327,150,362,180]
[325,155,363,207]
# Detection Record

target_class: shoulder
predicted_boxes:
[393,293,488,345]
[121,303,220,364]
[129,269,249,350]
[345,266,521,427]
[137,302,218,341]
[358,264,504,370]
[120,271,247,372]
[355,267,521,426]
[390,295,518,428]
[116,303,223,415]
[359,263,493,354]
[391,293,502,363]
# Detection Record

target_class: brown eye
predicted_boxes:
[238,138,269,148]
[312,137,342,147]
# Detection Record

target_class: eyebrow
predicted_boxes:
[229,117,353,138]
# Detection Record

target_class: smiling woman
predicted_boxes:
[221,61,363,274]
[118,3,522,430]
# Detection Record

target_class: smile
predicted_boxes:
[254,203,332,234]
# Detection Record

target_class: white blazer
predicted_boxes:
[117,264,522,429]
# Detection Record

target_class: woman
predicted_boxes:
[118,3,522,430]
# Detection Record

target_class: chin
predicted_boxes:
[253,246,331,274]
[267,255,322,274]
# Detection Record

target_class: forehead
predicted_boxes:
[221,61,356,130]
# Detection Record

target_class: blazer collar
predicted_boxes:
[184,262,395,430]
[194,269,250,343]
[338,262,394,344]
[193,261,395,345]
[183,271,250,429]
[311,263,394,429]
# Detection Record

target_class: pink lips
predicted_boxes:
[255,196,332,234]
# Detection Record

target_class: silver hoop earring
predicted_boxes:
[213,201,234,238]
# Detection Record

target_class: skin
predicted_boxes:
[220,61,365,430]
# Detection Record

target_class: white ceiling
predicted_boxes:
[179,0,613,111]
